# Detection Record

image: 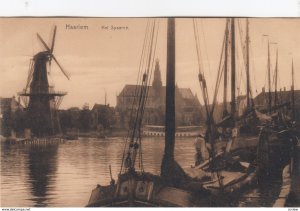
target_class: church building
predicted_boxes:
[116,60,202,128]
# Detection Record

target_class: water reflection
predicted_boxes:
[1,137,292,207]
[27,144,58,207]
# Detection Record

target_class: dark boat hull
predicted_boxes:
[87,165,259,207]
[87,172,196,207]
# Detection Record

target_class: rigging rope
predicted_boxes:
[138,19,161,171]
[209,20,227,117]
[237,19,259,102]
[236,19,249,98]
[129,20,157,170]
[120,19,151,174]
[193,18,227,189]
[120,18,159,174]
[199,19,214,93]
[192,18,211,120]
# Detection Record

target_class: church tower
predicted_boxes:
[152,59,162,92]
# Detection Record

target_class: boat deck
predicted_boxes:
[203,171,246,189]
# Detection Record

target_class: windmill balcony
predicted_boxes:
[18,90,67,96]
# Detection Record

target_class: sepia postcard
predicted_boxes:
[0,16,300,208]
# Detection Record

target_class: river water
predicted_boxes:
[0,137,287,207]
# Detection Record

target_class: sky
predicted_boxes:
[0,18,299,109]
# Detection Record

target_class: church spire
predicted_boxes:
[152,59,162,89]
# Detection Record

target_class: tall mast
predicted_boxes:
[224,18,237,157]
[291,59,295,120]
[161,18,176,182]
[267,40,272,113]
[274,49,278,106]
[230,18,236,120]
[246,18,251,110]
[223,19,229,116]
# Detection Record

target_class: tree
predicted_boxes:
[79,109,92,132]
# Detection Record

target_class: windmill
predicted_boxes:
[19,26,70,137]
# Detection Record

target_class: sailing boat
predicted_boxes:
[257,46,300,176]
[186,18,261,198]
[86,18,201,207]
[189,18,300,201]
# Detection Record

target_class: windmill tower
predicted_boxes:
[19,26,70,137]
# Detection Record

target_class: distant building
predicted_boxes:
[254,88,300,121]
[254,88,300,108]
[0,96,24,136]
[116,60,202,128]
[210,88,300,123]
[0,96,23,114]
[91,104,116,131]
[211,95,248,123]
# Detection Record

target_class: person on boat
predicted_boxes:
[194,134,206,166]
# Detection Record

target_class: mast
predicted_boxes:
[230,18,236,121]
[267,40,272,113]
[224,18,237,155]
[246,18,251,110]
[161,18,176,181]
[274,48,278,106]
[223,19,229,116]
[291,59,295,120]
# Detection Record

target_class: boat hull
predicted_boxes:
[87,172,195,207]
[87,165,259,207]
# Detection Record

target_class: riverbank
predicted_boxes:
[273,164,291,207]
[286,146,300,207]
